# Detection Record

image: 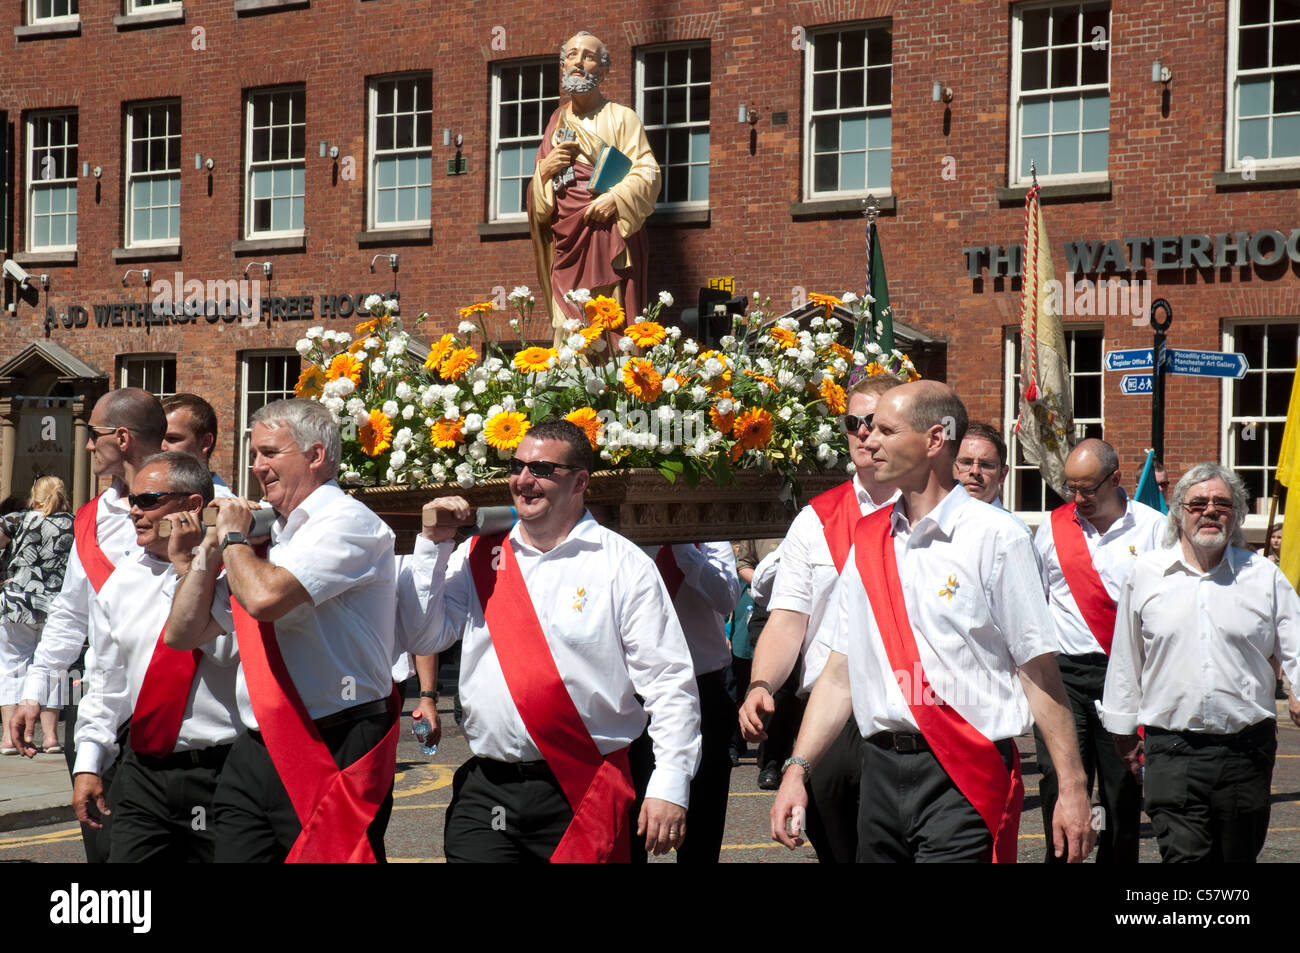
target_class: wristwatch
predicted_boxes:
[420,690,439,702]
[220,531,249,552]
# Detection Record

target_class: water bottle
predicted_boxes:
[411,710,437,757]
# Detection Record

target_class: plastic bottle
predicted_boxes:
[411,709,438,757]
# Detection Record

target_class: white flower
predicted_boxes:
[484,357,504,373]
[778,317,799,332]
[322,396,344,416]
[667,325,682,340]
[585,377,606,397]
[657,441,674,455]
[420,389,439,408]
[690,385,708,402]
[386,337,407,358]
[682,340,699,356]
[657,405,676,423]
[556,346,575,367]
[661,377,679,394]
[487,404,503,418]
[590,337,607,353]
[306,326,324,340]
[777,369,796,388]
[460,399,474,412]
[816,423,833,441]
[778,406,793,422]
[455,464,475,488]
[719,335,736,349]
[757,357,774,375]
[381,400,397,417]
[815,332,833,347]
[346,397,366,414]
[295,339,313,356]
[458,320,476,334]
[717,397,735,415]
[384,297,400,315]
[410,468,425,482]
[464,413,483,433]
[390,449,407,469]
[658,290,674,307]
[468,443,487,462]
[827,318,842,331]
[351,408,369,427]
[564,287,592,305]
[566,333,587,351]
[395,381,413,401]
[510,318,521,330]
[443,401,459,419]
[562,318,582,333]
[509,285,532,301]
[402,405,415,420]
[371,357,388,376]
[841,291,858,304]
[394,427,413,449]
[430,463,447,483]
[472,380,487,396]
[343,470,360,482]
[502,395,516,412]
[797,349,818,369]
[365,336,382,350]
[618,335,636,354]
[496,369,514,383]
[862,294,875,305]
[362,294,383,312]
[701,357,723,380]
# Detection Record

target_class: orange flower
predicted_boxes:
[359,409,394,457]
[696,349,732,392]
[808,292,843,317]
[829,341,854,364]
[709,391,736,434]
[730,407,774,460]
[483,411,529,450]
[579,326,603,347]
[621,358,662,401]
[326,353,363,385]
[424,333,455,372]
[565,407,602,449]
[743,368,778,391]
[767,326,797,349]
[865,361,886,377]
[819,377,846,415]
[439,346,478,382]
[514,346,556,373]
[585,295,625,332]
[458,301,494,320]
[624,321,666,348]
[429,416,465,449]
[354,317,380,338]
[293,364,327,399]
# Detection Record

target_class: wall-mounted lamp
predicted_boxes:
[369,253,399,274]
[194,153,215,171]
[319,141,340,160]
[442,129,463,148]
[738,104,760,124]
[81,162,102,178]
[1151,60,1172,83]
[243,261,272,280]
[121,268,151,288]
[932,82,954,104]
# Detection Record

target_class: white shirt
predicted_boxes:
[819,485,1059,740]
[211,481,397,728]
[1035,494,1165,656]
[211,473,235,499]
[768,475,898,695]
[22,478,139,703]
[1099,544,1300,735]
[73,551,240,776]
[414,512,702,808]
[642,542,740,676]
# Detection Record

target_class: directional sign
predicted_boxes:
[1167,349,1248,380]
[1103,348,1154,372]
[1119,374,1153,396]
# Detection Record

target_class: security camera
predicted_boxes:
[3,259,32,289]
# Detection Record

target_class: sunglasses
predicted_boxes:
[1183,497,1234,515]
[128,491,188,510]
[507,458,586,478]
[839,413,873,434]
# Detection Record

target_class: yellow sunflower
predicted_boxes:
[359,409,394,457]
[621,358,663,401]
[326,353,363,385]
[585,295,625,332]
[424,333,455,372]
[429,416,466,449]
[624,321,667,348]
[767,326,797,349]
[439,346,478,382]
[565,407,602,449]
[293,364,327,399]
[730,407,775,460]
[483,411,530,450]
[709,391,736,434]
[514,346,557,373]
[819,377,847,415]
[458,301,494,320]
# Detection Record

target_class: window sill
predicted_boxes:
[234,0,309,14]
[790,195,895,221]
[112,245,182,263]
[114,7,186,29]
[356,226,431,247]
[997,180,1111,204]
[648,207,710,226]
[231,236,305,255]
[14,251,76,266]
[15,19,81,39]
[1213,168,1300,191]
[477,220,531,240]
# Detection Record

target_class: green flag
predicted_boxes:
[868,221,894,353]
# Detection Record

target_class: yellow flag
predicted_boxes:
[1275,358,1300,589]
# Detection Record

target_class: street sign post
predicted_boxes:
[1103,348,1154,372]
[1119,374,1153,395]
[1167,349,1248,379]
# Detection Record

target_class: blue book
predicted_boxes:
[589,144,633,193]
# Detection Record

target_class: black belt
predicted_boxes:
[475,756,557,782]
[869,731,931,753]
[134,742,232,770]
[1146,720,1275,751]
[312,696,394,732]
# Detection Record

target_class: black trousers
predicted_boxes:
[212,703,395,863]
[758,667,803,769]
[109,744,230,863]
[1034,652,1141,863]
[1144,721,1276,864]
[858,733,1014,863]
[804,718,861,863]
[70,718,125,865]
[628,668,734,863]
[444,757,576,863]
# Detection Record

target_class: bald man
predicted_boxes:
[771,381,1095,863]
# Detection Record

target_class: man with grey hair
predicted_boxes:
[165,398,401,862]
[530,30,660,343]
[1101,463,1300,862]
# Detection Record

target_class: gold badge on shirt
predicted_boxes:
[1129,545,1137,557]
[938,574,959,601]
[571,585,587,612]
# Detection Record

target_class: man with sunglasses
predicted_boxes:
[9,387,164,862]
[1101,463,1300,862]
[1033,438,1163,863]
[415,418,701,862]
[71,451,240,861]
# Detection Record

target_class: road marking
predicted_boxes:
[393,802,449,811]
[729,791,775,797]
[0,826,82,850]
[394,763,455,797]
[722,841,812,851]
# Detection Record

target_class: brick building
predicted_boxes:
[0,0,1295,534]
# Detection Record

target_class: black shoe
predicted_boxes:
[728,747,741,767]
[758,762,781,790]
[1277,678,1287,701]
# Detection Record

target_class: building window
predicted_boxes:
[803,23,892,199]
[118,355,177,398]
[127,0,180,9]
[369,75,432,229]
[1228,0,1300,170]
[238,352,300,496]
[126,101,181,246]
[490,59,560,221]
[637,44,710,206]
[246,88,305,237]
[1002,326,1104,511]
[27,111,77,251]
[1010,2,1110,184]
[29,0,78,21]
[1224,320,1298,513]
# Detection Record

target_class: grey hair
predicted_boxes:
[251,398,343,476]
[559,31,612,68]
[1163,462,1248,548]
[141,450,215,505]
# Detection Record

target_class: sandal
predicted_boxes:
[40,745,63,755]
[0,747,17,756]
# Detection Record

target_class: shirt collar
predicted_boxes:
[278,480,342,540]
[853,473,899,512]
[105,477,130,510]
[1079,488,1136,539]
[1158,541,1249,578]
[509,509,602,557]
[890,483,969,541]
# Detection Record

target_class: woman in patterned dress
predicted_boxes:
[0,476,74,754]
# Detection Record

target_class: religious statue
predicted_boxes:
[528,31,660,345]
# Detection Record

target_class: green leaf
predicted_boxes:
[656,462,678,484]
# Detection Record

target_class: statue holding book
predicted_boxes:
[529,31,660,345]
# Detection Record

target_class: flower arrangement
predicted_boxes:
[292,288,918,490]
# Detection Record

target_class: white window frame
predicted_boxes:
[635,42,711,209]
[802,21,893,201]
[126,0,180,11]
[28,0,78,23]
[489,58,560,223]
[118,354,176,398]
[1002,324,1105,512]
[244,87,305,239]
[1225,0,1300,172]
[1009,1,1111,187]
[367,73,433,230]
[125,100,181,248]
[26,110,78,252]
[1222,318,1299,514]
[237,351,300,497]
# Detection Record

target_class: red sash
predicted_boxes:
[468,532,635,863]
[130,623,203,757]
[809,481,860,572]
[1050,504,1118,655]
[655,546,686,601]
[73,492,115,594]
[856,507,1023,863]
[230,586,399,863]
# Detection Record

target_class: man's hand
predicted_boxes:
[536,141,579,183]
[72,773,110,830]
[1052,781,1097,863]
[9,700,41,757]
[416,695,442,750]
[738,684,774,743]
[1289,691,1300,729]
[637,797,686,855]
[770,765,809,849]
[582,192,618,225]
[1113,733,1143,780]
[210,497,256,540]
[422,497,471,544]
[165,509,216,575]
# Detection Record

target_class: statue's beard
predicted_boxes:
[562,68,602,95]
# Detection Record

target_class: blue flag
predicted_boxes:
[1134,450,1168,514]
